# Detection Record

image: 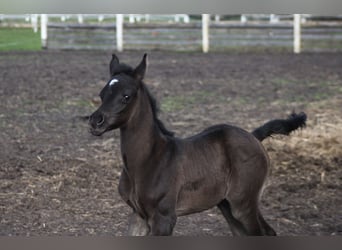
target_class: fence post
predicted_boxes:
[293,14,301,54]
[31,14,38,33]
[41,14,48,49]
[116,14,124,52]
[241,15,247,23]
[129,15,135,23]
[202,14,210,53]
[98,15,104,22]
[77,14,84,24]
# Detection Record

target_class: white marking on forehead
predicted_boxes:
[109,78,119,86]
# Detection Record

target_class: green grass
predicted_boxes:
[0,28,41,51]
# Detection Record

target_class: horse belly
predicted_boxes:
[175,139,229,216]
[175,179,226,216]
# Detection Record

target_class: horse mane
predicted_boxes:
[140,82,175,137]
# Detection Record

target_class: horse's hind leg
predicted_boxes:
[217,199,247,236]
[224,187,265,236]
[228,198,263,236]
[258,211,276,236]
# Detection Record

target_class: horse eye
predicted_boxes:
[122,95,131,104]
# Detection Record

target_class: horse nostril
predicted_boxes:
[96,116,105,126]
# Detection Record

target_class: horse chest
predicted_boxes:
[119,172,156,218]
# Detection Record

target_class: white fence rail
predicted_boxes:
[2,14,342,53]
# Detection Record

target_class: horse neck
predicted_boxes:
[119,86,166,172]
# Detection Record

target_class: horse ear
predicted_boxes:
[133,54,147,81]
[109,54,120,77]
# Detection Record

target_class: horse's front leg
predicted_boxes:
[127,212,150,236]
[149,206,177,236]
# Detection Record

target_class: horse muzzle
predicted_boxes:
[89,112,107,136]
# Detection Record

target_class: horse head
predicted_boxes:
[89,54,147,136]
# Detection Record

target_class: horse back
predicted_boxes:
[182,123,269,173]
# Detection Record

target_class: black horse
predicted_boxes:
[89,54,306,236]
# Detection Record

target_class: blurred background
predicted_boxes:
[1,14,342,52]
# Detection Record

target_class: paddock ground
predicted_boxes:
[0,51,341,236]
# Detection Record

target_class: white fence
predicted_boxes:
[2,14,342,53]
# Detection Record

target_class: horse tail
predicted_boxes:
[252,112,307,142]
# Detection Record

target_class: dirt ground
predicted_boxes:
[0,50,341,236]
